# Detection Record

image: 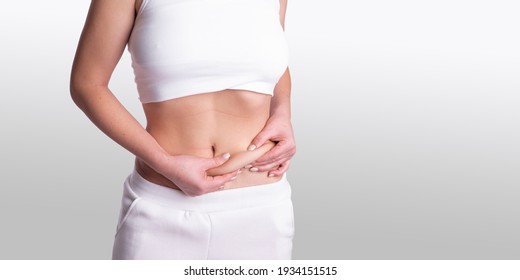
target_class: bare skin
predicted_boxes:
[71,0,294,196]
[136,89,282,191]
[207,141,276,176]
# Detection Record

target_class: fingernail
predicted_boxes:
[223,153,231,159]
[250,167,259,172]
[268,173,275,177]
[244,164,253,169]
[247,144,256,151]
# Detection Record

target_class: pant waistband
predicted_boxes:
[125,169,292,213]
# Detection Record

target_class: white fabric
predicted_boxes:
[128,0,290,103]
[112,169,295,259]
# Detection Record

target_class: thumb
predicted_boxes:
[204,152,231,169]
[248,130,270,151]
[207,170,238,190]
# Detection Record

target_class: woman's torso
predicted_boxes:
[130,0,289,191]
[136,89,282,190]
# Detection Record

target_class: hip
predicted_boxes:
[125,168,291,212]
[113,168,294,259]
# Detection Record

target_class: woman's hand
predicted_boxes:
[206,141,275,176]
[154,153,240,197]
[246,114,296,177]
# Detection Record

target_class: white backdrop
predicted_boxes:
[0,0,518,259]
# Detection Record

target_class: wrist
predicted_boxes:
[142,148,173,174]
[269,108,291,121]
[270,96,291,119]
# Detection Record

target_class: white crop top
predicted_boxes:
[128,0,290,103]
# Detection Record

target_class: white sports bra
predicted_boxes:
[128,0,290,103]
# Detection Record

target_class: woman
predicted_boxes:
[70,0,296,259]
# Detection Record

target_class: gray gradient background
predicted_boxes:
[0,0,518,259]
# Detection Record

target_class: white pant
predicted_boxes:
[112,169,295,260]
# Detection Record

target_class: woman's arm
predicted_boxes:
[246,0,296,176]
[71,0,165,171]
[70,0,238,196]
[247,68,296,176]
[272,0,291,122]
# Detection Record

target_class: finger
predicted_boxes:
[203,152,231,169]
[250,156,291,173]
[207,169,239,190]
[248,129,272,151]
[252,142,285,165]
[268,160,291,177]
[253,141,294,165]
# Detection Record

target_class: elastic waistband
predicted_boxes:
[125,169,291,213]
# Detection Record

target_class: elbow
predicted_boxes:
[69,65,111,110]
[69,74,101,110]
[69,78,85,110]
[69,78,78,101]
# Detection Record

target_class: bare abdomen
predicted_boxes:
[135,89,282,191]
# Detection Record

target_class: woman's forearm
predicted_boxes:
[270,67,292,119]
[246,66,295,176]
[70,84,168,171]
